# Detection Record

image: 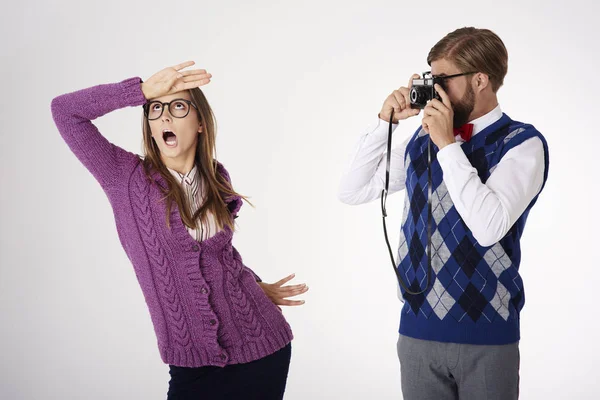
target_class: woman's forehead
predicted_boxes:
[152,90,191,102]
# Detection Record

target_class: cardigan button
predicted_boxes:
[209,319,217,326]
[219,354,227,360]
[201,287,208,294]
[192,244,200,252]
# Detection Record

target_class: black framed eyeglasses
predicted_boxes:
[143,99,198,121]
[424,70,477,82]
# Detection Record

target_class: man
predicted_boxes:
[338,27,549,399]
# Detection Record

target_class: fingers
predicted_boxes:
[424,98,452,121]
[427,99,447,111]
[144,62,206,98]
[277,299,306,306]
[180,68,207,77]
[387,88,412,118]
[181,71,211,83]
[423,103,442,117]
[382,79,420,122]
[434,84,452,109]
[176,80,211,91]
[398,87,410,103]
[404,76,420,113]
[182,77,212,88]
[266,281,309,307]
[276,284,309,296]
[181,73,212,83]
[171,74,212,92]
[408,73,420,90]
[274,273,296,287]
[173,60,195,71]
[392,86,410,112]
[166,71,184,92]
[278,283,307,291]
[421,118,430,134]
[386,95,401,117]
[391,90,407,112]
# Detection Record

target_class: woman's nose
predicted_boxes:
[161,110,172,122]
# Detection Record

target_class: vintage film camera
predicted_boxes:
[409,72,445,109]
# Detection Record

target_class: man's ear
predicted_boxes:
[474,72,490,92]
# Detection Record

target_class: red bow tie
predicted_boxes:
[453,123,474,142]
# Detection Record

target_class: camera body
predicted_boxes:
[409,73,445,109]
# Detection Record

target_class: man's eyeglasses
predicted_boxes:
[143,99,198,121]
[424,70,477,82]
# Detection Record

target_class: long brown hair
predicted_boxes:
[427,27,508,92]
[141,87,249,231]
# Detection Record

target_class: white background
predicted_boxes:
[1,0,599,399]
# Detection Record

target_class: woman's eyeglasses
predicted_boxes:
[143,99,198,121]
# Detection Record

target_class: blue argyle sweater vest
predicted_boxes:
[397,113,549,345]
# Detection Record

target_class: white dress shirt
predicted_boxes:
[168,165,219,242]
[338,104,546,247]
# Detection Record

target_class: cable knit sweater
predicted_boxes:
[50,77,293,367]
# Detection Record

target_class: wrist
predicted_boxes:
[438,139,457,150]
[140,82,152,100]
[378,112,398,124]
[437,130,456,149]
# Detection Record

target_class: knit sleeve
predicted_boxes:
[50,77,147,192]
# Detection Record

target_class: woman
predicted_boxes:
[51,61,308,399]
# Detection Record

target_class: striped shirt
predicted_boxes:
[168,165,219,242]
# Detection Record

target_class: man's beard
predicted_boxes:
[452,84,475,128]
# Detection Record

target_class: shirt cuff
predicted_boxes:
[365,117,399,142]
[437,142,470,170]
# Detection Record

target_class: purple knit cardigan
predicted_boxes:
[51,77,293,367]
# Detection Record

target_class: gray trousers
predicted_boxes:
[397,334,520,400]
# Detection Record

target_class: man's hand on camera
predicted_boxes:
[421,83,456,149]
[379,74,422,123]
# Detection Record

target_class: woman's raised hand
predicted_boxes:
[141,61,212,100]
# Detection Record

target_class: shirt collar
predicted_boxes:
[168,165,199,187]
[471,103,503,134]
[455,103,503,142]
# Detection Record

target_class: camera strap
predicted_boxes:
[381,117,432,296]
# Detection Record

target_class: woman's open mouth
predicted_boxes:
[162,129,178,148]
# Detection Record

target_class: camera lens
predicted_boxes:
[410,87,426,105]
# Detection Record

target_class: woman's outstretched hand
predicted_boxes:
[258,273,309,308]
[141,61,212,100]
